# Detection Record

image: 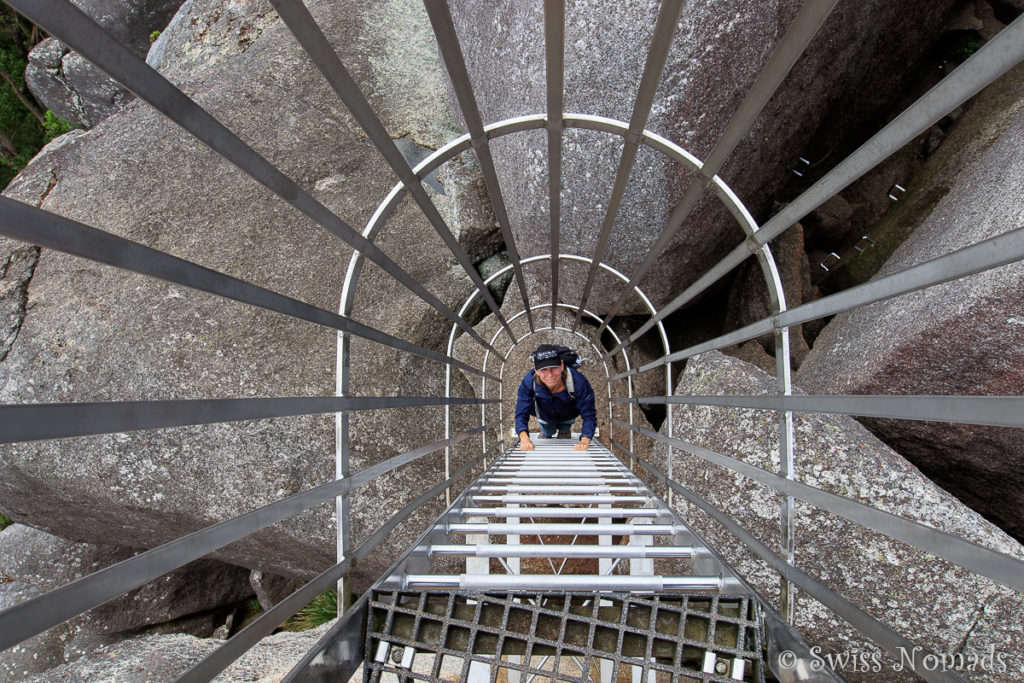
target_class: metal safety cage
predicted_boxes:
[0,1,1022,683]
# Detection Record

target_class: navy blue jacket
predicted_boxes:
[514,367,597,439]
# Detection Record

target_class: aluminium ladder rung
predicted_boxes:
[403,574,736,592]
[457,507,659,518]
[471,495,650,504]
[447,523,678,535]
[493,464,618,471]
[478,485,642,493]
[483,477,633,485]
[505,455,617,460]
[430,544,696,558]
[505,455,617,461]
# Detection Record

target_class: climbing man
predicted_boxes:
[515,344,597,452]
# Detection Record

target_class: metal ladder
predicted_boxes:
[366,437,767,682]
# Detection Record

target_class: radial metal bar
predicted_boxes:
[0,395,494,444]
[447,523,676,535]
[614,420,1024,594]
[0,427,490,652]
[545,0,565,328]
[404,574,730,592]
[270,0,517,343]
[421,0,533,334]
[0,197,496,382]
[9,0,501,357]
[429,544,695,558]
[175,437,496,683]
[625,447,966,683]
[595,0,840,337]
[610,14,1024,354]
[457,507,659,518]
[621,394,1024,428]
[573,0,684,330]
[613,226,1024,379]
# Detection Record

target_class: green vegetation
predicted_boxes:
[0,513,13,531]
[41,109,74,139]
[149,30,161,43]
[282,589,338,631]
[0,8,71,189]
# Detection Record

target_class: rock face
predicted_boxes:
[796,93,1024,541]
[23,619,337,683]
[650,352,1024,679]
[446,0,959,314]
[0,524,254,677]
[0,525,253,634]
[0,0,487,591]
[25,0,185,128]
[722,223,814,368]
[25,38,133,129]
[0,581,71,680]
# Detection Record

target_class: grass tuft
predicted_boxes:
[281,589,337,631]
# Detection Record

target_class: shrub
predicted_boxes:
[42,110,75,140]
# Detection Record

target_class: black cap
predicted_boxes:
[533,344,562,369]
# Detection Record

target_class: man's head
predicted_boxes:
[533,344,564,390]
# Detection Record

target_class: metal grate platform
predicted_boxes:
[365,590,766,682]
[363,437,768,682]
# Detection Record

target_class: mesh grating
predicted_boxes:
[365,591,765,682]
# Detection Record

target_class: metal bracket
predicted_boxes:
[818,252,841,271]
[887,183,906,201]
[853,235,876,253]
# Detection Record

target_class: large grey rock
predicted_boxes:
[0,0,486,591]
[73,0,186,55]
[25,38,134,129]
[796,95,1024,541]
[651,352,1024,679]
[24,0,185,128]
[722,223,814,367]
[0,525,253,635]
[0,581,71,681]
[446,0,959,314]
[249,569,303,611]
[24,619,337,683]
[0,239,38,363]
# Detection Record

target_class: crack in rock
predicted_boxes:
[955,591,998,656]
[0,169,54,364]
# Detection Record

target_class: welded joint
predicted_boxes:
[469,132,491,152]
[545,115,564,132]
[695,168,717,184]
[398,172,428,196]
[623,130,644,147]
[744,234,763,255]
